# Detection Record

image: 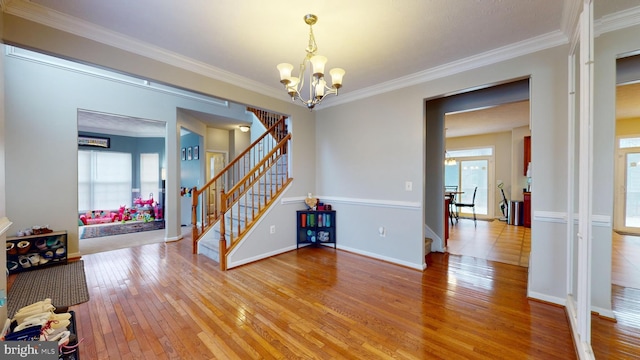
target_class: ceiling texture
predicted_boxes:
[3,0,640,137]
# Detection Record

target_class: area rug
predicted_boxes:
[80,220,165,239]
[7,260,89,317]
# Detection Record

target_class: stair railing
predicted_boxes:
[190,114,291,262]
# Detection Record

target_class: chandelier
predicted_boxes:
[277,14,345,110]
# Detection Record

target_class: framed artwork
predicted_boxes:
[181,148,186,161]
[78,135,110,148]
[187,147,192,161]
[193,146,199,160]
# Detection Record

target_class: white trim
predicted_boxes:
[533,211,566,223]
[566,295,596,360]
[337,244,424,271]
[527,291,566,307]
[6,0,640,110]
[424,224,445,253]
[227,245,296,269]
[594,5,640,37]
[3,0,284,101]
[591,305,615,320]
[5,46,230,108]
[327,31,568,108]
[0,217,13,237]
[282,195,420,210]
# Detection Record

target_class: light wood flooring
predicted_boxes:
[446,219,530,267]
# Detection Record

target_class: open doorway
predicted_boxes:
[426,78,531,267]
[77,110,167,250]
[612,55,640,291]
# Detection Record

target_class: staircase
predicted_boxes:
[190,108,292,270]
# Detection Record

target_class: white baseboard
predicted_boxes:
[337,244,424,271]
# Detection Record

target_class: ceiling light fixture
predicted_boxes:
[277,14,345,110]
[239,125,250,133]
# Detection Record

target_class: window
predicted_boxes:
[78,150,132,212]
[444,147,494,217]
[140,153,160,201]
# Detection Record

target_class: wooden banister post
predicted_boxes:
[219,189,227,270]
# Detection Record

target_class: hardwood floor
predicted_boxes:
[61,236,584,359]
[446,219,530,267]
[612,231,640,290]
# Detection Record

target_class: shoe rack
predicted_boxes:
[6,230,68,274]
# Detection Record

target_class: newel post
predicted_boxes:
[219,189,227,270]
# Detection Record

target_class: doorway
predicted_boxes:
[206,151,227,216]
[615,137,640,233]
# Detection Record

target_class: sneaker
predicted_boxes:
[18,255,31,269]
[28,253,41,266]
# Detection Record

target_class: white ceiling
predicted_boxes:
[4,0,640,137]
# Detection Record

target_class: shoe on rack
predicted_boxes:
[54,247,66,259]
[6,242,17,255]
[17,240,32,254]
[7,261,19,271]
[35,238,47,250]
[28,253,41,266]
[18,256,31,269]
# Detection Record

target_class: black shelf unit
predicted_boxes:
[296,210,336,249]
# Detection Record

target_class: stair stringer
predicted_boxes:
[226,182,294,269]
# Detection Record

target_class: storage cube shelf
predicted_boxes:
[6,230,68,274]
[296,210,336,249]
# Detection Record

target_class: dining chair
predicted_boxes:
[444,186,458,224]
[455,186,477,226]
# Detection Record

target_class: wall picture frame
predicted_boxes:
[193,146,199,160]
[187,146,192,160]
[78,135,110,148]
[181,148,186,161]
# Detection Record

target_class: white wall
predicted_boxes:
[0,30,8,324]
[2,48,251,256]
[317,45,571,301]
[590,23,640,315]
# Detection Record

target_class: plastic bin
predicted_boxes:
[508,201,524,226]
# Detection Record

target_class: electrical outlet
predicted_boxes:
[270,225,276,234]
[405,181,413,191]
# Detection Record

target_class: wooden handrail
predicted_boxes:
[190,110,291,271]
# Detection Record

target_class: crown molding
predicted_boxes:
[326,30,568,108]
[3,0,285,101]
[5,0,640,110]
[594,5,640,37]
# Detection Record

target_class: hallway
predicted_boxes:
[446,219,531,267]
